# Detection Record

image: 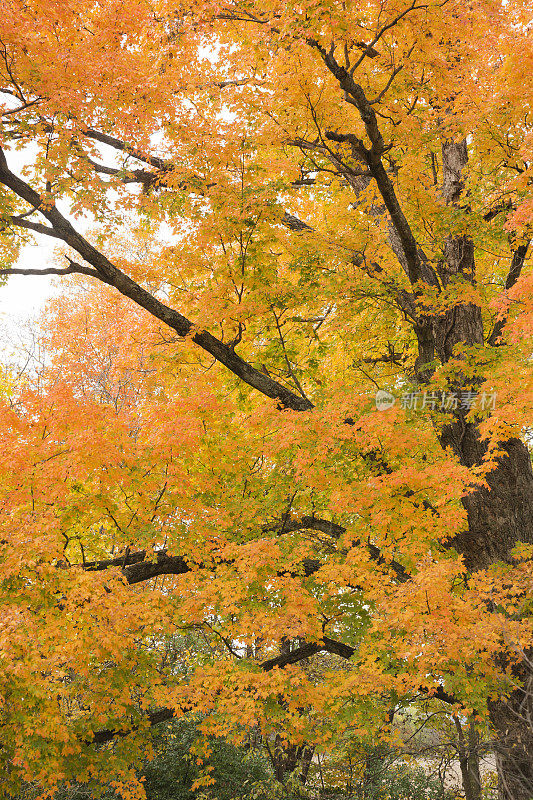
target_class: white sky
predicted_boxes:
[0,243,56,318]
[0,145,58,331]
[0,138,129,336]
[0,118,183,339]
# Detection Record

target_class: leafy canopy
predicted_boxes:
[0,0,532,796]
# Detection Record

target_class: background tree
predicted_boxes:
[0,0,532,798]
[17,717,271,800]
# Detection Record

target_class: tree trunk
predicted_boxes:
[270,638,315,789]
[427,141,533,798]
[435,317,533,800]
[488,665,533,800]
[454,716,482,800]
[443,430,533,571]
[272,736,314,786]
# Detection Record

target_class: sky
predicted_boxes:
[0,135,133,340]
[0,241,57,319]
[0,109,183,345]
[0,145,58,333]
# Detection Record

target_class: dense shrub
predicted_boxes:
[140,720,270,800]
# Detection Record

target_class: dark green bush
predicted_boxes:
[140,720,270,800]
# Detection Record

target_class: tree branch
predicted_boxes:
[487,242,530,346]
[0,262,101,279]
[282,212,314,231]
[77,514,411,588]
[7,215,63,239]
[276,516,412,583]
[82,128,172,172]
[0,148,312,412]
[308,41,440,288]
[90,707,176,744]
[88,159,159,187]
[82,549,191,584]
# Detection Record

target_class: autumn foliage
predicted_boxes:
[0,0,532,797]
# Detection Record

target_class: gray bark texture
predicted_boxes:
[433,142,533,800]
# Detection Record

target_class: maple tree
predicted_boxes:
[0,0,532,798]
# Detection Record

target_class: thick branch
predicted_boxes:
[260,635,459,708]
[282,212,314,231]
[0,263,101,279]
[0,148,312,412]
[82,128,172,171]
[81,550,192,583]
[74,493,418,608]
[79,515,411,587]
[309,41,439,287]
[91,707,176,744]
[260,640,323,670]
[83,549,191,584]
[278,516,412,583]
[503,242,530,290]
[7,215,63,239]
[89,159,159,187]
[286,134,437,291]
[92,640,354,742]
[91,633,459,743]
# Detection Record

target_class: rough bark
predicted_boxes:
[448,433,533,570]
[434,141,533,799]
[271,737,314,786]
[454,716,482,800]
[488,666,533,800]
